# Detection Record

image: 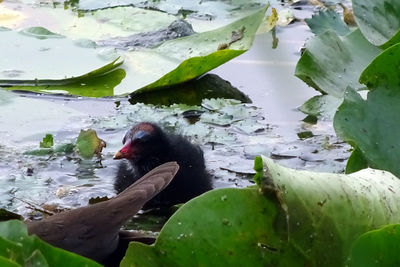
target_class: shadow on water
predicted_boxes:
[129,74,251,106]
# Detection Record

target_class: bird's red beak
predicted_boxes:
[113,141,133,160]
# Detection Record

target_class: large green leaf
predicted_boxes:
[352,0,400,48]
[122,188,281,266]
[334,44,400,177]
[122,156,400,266]
[348,224,400,266]
[0,220,101,267]
[295,29,380,97]
[255,156,400,266]
[295,28,381,118]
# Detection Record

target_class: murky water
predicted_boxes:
[0,1,350,218]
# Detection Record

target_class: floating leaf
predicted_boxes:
[76,129,106,159]
[40,134,54,148]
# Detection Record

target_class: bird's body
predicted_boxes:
[26,162,179,263]
[114,122,212,208]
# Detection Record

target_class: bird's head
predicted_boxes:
[113,122,167,162]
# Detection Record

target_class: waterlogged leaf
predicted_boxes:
[121,188,280,266]
[352,0,400,48]
[76,129,106,159]
[20,26,64,39]
[348,224,400,266]
[305,9,350,36]
[255,155,400,266]
[40,134,53,148]
[295,29,381,97]
[134,6,268,93]
[0,220,101,266]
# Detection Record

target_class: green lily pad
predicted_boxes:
[0,220,101,267]
[305,9,350,36]
[76,129,106,159]
[352,0,400,48]
[348,224,400,266]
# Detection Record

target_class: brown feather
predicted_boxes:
[26,162,179,262]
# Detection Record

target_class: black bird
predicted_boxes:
[27,162,179,264]
[113,122,213,208]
